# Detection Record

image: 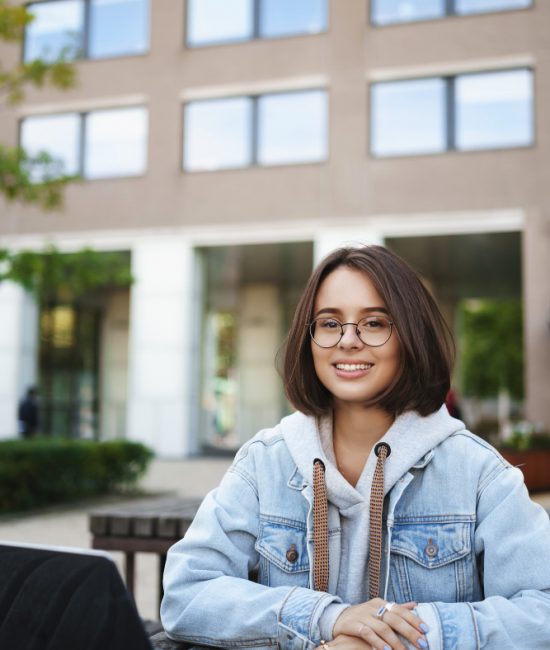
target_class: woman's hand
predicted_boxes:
[331,599,428,650]
[316,633,377,650]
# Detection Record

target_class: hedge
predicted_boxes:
[0,438,154,514]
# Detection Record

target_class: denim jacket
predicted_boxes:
[161,409,550,650]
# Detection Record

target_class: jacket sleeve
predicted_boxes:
[160,461,342,650]
[418,464,550,650]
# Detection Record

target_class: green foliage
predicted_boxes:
[0,145,79,210]
[0,438,154,513]
[0,246,133,303]
[458,299,524,399]
[499,432,550,451]
[0,0,78,209]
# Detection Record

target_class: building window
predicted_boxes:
[371,0,532,26]
[21,107,148,180]
[24,0,149,62]
[186,0,327,47]
[370,69,533,157]
[183,89,328,171]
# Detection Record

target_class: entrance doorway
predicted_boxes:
[196,241,313,453]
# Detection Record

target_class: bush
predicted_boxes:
[0,438,154,514]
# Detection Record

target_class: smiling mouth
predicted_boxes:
[335,363,373,371]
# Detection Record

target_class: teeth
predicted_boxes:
[336,363,372,371]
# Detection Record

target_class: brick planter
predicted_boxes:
[499,449,550,492]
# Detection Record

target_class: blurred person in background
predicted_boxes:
[161,245,550,650]
[18,386,39,438]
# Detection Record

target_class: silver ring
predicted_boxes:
[375,604,388,619]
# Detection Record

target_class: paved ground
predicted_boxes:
[0,457,548,622]
[0,458,232,622]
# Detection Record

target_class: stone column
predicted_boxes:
[126,238,195,457]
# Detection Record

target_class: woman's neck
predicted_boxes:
[332,404,394,486]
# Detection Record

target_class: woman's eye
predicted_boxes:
[320,319,340,329]
[363,318,384,329]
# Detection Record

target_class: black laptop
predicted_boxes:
[0,541,153,650]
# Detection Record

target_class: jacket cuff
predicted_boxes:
[278,587,343,650]
[428,602,479,650]
[318,603,350,641]
[415,604,442,650]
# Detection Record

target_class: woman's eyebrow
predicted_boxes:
[314,306,390,317]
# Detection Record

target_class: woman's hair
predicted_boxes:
[281,245,454,417]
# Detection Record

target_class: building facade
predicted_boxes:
[1,0,549,455]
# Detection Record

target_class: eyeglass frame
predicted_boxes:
[308,315,394,348]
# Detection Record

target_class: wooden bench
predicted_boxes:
[89,496,202,611]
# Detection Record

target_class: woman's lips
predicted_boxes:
[333,362,374,378]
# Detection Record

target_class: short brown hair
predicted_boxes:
[281,245,454,417]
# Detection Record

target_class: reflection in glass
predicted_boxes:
[20,113,81,181]
[455,70,533,150]
[257,90,328,165]
[371,0,444,25]
[455,0,531,14]
[84,107,148,179]
[184,98,252,171]
[24,0,84,62]
[371,78,446,156]
[89,0,149,58]
[187,0,253,46]
[260,0,327,37]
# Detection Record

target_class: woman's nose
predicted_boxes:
[338,323,363,347]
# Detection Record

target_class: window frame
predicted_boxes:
[184,0,328,49]
[19,105,149,181]
[182,88,329,172]
[369,67,534,158]
[369,0,534,28]
[23,0,150,63]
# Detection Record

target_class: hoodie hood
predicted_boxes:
[281,405,465,511]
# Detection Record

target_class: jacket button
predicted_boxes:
[425,538,438,558]
[286,544,299,563]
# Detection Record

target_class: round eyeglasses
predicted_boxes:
[309,316,394,348]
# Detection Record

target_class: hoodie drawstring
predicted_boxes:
[312,442,391,598]
[368,442,391,599]
[313,459,329,592]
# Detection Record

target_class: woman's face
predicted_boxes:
[310,266,401,411]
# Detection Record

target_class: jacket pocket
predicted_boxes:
[255,518,310,588]
[388,518,474,603]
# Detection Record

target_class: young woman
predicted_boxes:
[161,245,550,650]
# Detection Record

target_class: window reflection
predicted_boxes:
[84,107,148,179]
[24,0,149,61]
[371,0,531,24]
[89,0,149,58]
[20,113,81,181]
[25,0,84,62]
[257,90,328,165]
[455,0,531,14]
[371,0,444,25]
[259,0,327,38]
[186,0,253,46]
[371,78,446,156]
[370,69,533,157]
[183,90,327,171]
[186,0,326,46]
[21,107,148,180]
[184,98,253,171]
[455,70,533,150]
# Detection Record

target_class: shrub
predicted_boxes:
[0,438,153,514]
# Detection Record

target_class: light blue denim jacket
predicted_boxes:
[161,409,550,650]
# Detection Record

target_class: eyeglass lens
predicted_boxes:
[310,316,392,348]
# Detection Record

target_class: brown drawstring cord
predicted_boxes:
[368,442,391,599]
[313,459,329,592]
[312,442,391,599]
